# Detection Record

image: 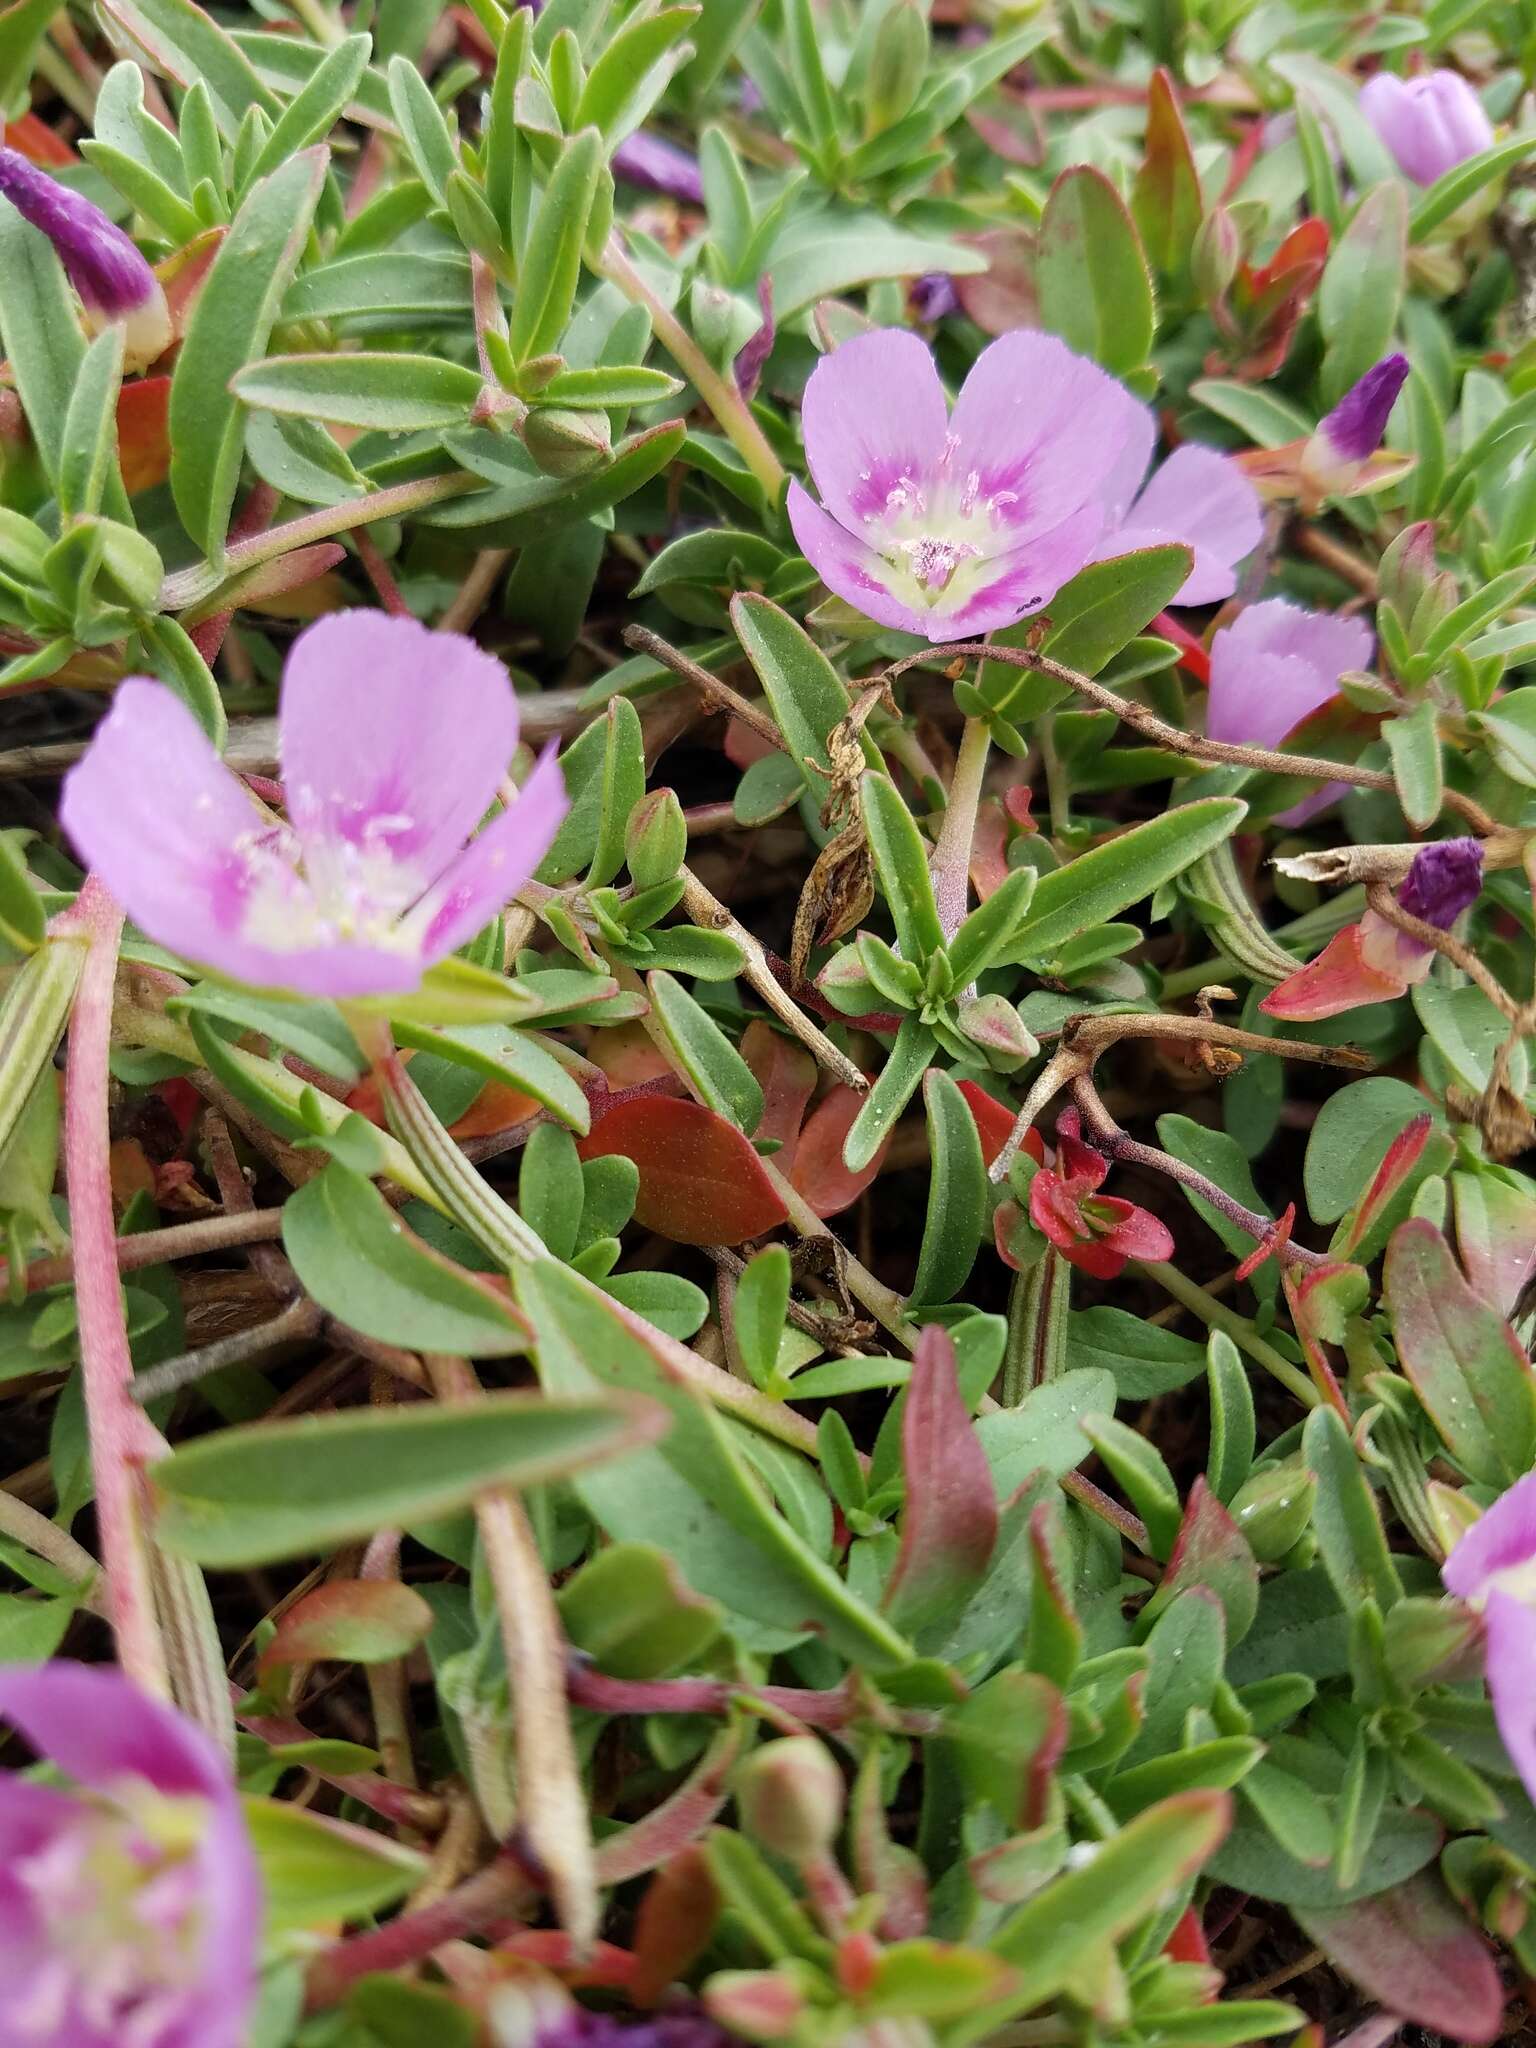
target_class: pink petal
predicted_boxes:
[1442,1470,1536,1600]
[411,742,570,958]
[279,611,520,892]
[1259,924,1408,1022]
[787,481,932,635]
[947,330,1151,546]
[939,501,1105,637]
[1482,1588,1536,1802]
[1206,601,1371,751]
[1123,446,1263,604]
[799,328,949,530]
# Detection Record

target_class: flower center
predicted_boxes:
[901,534,981,592]
[10,1790,209,2047]
[1481,1558,1536,1608]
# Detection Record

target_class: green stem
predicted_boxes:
[599,236,786,500]
[1038,713,1071,839]
[931,714,991,943]
[1140,1259,1319,1409]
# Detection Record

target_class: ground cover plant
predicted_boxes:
[4,0,1536,2042]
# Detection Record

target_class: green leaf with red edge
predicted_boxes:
[1132,69,1202,286]
[1035,164,1154,378]
[576,1094,788,1245]
[1295,1874,1503,2044]
[258,1579,435,1676]
[1331,1112,1455,1266]
[883,1325,998,1635]
[944,1669,1067,1832]
[1452,1168,1536,1319]
[1383,1217,1536,1487]
[1140,1477,1259,1643]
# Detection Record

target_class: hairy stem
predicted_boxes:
[931,714,991,942]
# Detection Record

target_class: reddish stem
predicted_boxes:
[351,526,411,616]
[304,1852,529,2008]
[59,878,170,1696]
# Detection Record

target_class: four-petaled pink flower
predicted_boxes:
[1206,597,1374,824]
[0,1661,260,2048]
[1262,838,1483,1022]
[1025,1110,1175,1279]
[1360,69,1494,187]
[60,612,568,999]
[0,146,170,370]
[787,329,1260,641]
[1442,1468,1536,1806]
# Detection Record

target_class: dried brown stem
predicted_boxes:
[1365,883,1522,1021]
[623,625,786,750]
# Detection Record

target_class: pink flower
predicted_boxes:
[1025,1111,1175,1279]
[60,612,568,999]
[1442,1469,1536,1803]
[0,1661,259,2048]
[1359,69,1494,187]
[1206,598,1373,824]
[1262,839,1484,1022]
[787,329,1258,641]
[0,146,170,369]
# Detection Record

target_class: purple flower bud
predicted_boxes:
[1399,836,1484,928]
[733,274,775,399]
[910,271,959,321]
[1359,68,1494,187]
[610,132,704,206]
[1300,353,1409,499]
[0,145,170,367]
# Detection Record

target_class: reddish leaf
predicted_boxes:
[957,1078,1043,1171]
[1453,1169,1536,1319]
[740,1018,816,1166]
[3,113,75,164]
[1163,1906,1214,1974]
[1223,216,1330,379]
[953,226,1040,335]
[258,1580,434,1676]
[883,1325,998,1634]
[628,1846,720,2008]
[1261,923,1405,1022]
[577,1095,788,1245]
[116,376,171,494]
[789,1083,887,1218]
[1282,1265,1351,1416]
[1335,1115,1434,1258]
[1132,70,1202,279]
[1151,610,1211,683]
[1296,1874,1503,2043]
[1145,1478,1259,1643]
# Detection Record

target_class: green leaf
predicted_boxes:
[648,971,763,1131]
[860,771,942,963]
[1068,1308,1206,1399]
[245,33,372,187]
[1131,69,1201,286]
[1084,1413,1182,1557]
[57,325,126,526]
[0,207,88,489]
[733,1246,791,1390]
[584,693,645,888]
[574,3,697,142]
[386,50,459,203]
[1304,1078,1438,1224]
[558,1539,722,1678]
[1383,1218,1536,1487]
[909,1070,987,1307]
[1035,165,1154,377]
[282,1161,528,1354]
[100,0,279,135]
[517,1257,915,1669]
[975,1368,1117,1495]
[427,419,686,544]
[1303,1405,1401,1612]
[232,351,482,432]
[507,126,603,364]
[243,1798,423,1934]
[1383,701,1443,830]
[0,0,64,117]
[1206,1331,1256,1505]
[767,220,986,320]
[945,867,1036,988]
[1010,799,1246,961]
[1410,133,1536,242]
[154,1385,653,1565]
[170,146,327,561]
[1318,182,1406,404]
[843,1015,933,1175]
[732,592,857,786]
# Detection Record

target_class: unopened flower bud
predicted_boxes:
[1383,1593,1485,1690]
[1227,1462,1316,1562]
[705,1968,807,2041]
[519,406,611,478]
[1378,521,1441,616]
[735,1737,844,1864]
[0,145,171,370]
[689,279,742,372]
[865,0,928,133]
[1192,205,1243,305]
[1428,1478,1485,1558]
[1299,354,1410,500]
[956,991,1037,1066]
[625,787,687,889]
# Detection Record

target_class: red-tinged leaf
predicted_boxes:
[1144,1477,1259,1644]
[1132,70,1202,281]
[1282,1265,1351,1416]
[1096,1196,1176,1264]
[851,1751,929,1940]
[1453,1169,1536,1320]
[1226,217,1330,378]
[1261,923,1406,1022]
[1163,1906,1214,1974]
[958,1079,1042,1171]
[162,228,224,339]
[1296,1874,1503,2044]
[883,1325,998,1635]
[971,798,1012,901]
[1336,1115,1433,1257]
[4,112,75,164]
[740,1018,816,1166]
[258,1579,435,1676]
[595,1724,742,1888]
[953,225,1040,336]
[214,542,348,616]
[789,1082,887,1218]
[628,1845,720,2008]
[449,1079,540,1140]
[577,1095,788,1245]
[946,1669,1069,1831]
[1235,1202,1295,1282]
[498,1927,638,1990]
[1384,1217,1536,1487]
[116,376,172,494]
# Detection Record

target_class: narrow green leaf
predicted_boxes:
[232,351,482,432]
[647,971,764,1132]
[1010,799,1247,961]
[910,1070,987,1306]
